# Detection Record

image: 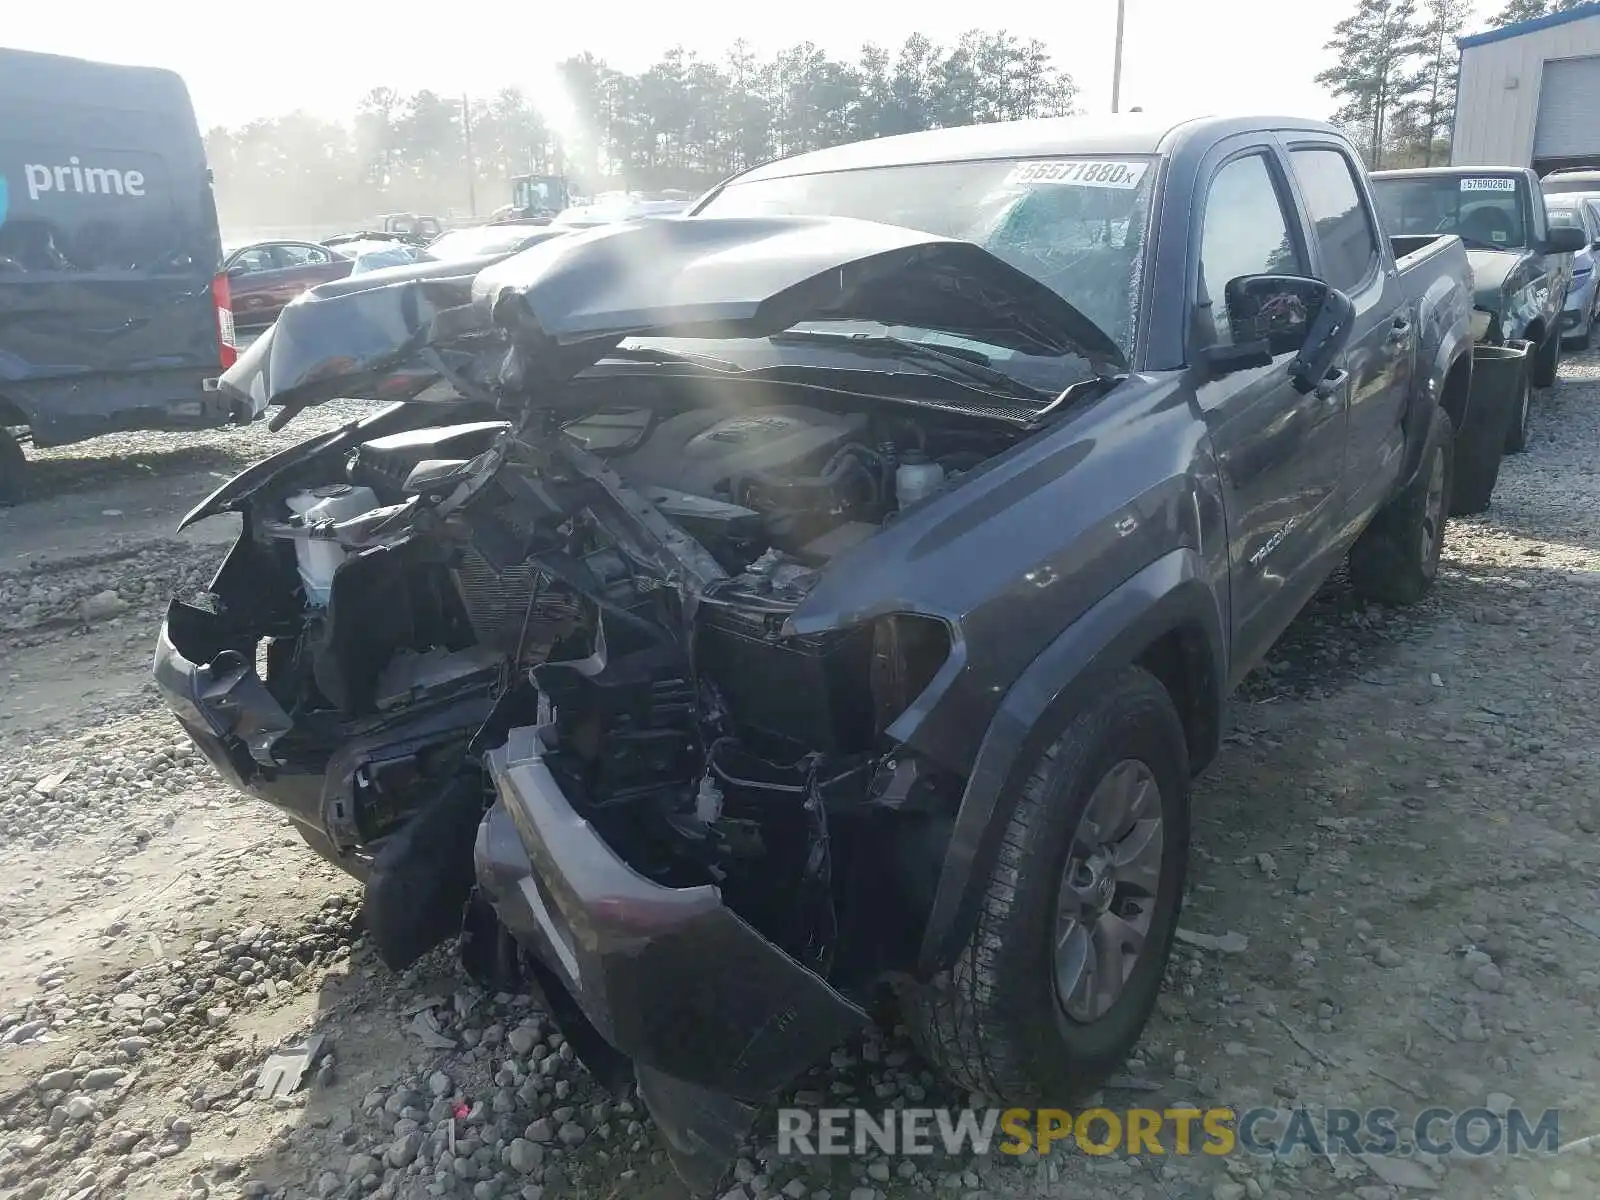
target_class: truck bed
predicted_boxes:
[1391,233,1472,306]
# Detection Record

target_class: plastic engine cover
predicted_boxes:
[611,407,868,496]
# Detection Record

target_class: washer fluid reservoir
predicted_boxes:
[284,484,379,606]
[895,450,945,510]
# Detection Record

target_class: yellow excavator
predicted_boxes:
[497,175,573,224]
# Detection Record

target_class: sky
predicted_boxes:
[8,0,1497,132]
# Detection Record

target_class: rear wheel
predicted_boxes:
[0,427,27,506]
[1350,415,1452,605]
[899,666,1189,1103]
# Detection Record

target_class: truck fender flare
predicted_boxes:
[915,547,1225,976]
[1408,397,1455,487]
[1403,335,1469,490]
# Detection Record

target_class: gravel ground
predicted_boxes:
[1,359,1599,1200]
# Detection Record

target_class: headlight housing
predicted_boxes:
[869,613,953,736]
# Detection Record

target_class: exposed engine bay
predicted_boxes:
[206,379,1029,980]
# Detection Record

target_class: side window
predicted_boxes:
[230,248,275,274]
[1198,153,1306,347]
[1289,148,1381,295]
[279,244,331,267]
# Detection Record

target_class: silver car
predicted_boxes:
[1547,194,1600,349]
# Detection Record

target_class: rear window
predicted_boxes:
[0,142,203,275]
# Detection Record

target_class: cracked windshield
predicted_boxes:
[1,1,1598,1199]
[697,157,1153,384]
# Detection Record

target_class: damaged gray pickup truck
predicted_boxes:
[153,114,1475,1189]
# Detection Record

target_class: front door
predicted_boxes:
[1189,142,1351,683]
[264,243,346,309]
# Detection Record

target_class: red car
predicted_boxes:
[222,240,354,326]
[223,228,557,327]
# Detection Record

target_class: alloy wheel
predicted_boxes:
[1053,759,1165,1023]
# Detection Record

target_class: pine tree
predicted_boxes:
[1413,0,1472,163]
[1491,0,1548,24]
[1316,0,1429,167]
[1489,0,1588,24]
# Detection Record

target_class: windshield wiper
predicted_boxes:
[767,329,1051,401]
[601,345,745,372]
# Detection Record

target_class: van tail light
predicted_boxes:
[211,273,237,370]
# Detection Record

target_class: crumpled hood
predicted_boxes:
[1465,247,1522,313]
[218,214,1127,423]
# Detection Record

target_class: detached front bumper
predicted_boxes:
[152,606,322,834]
[474,723,869,1181]
[153,600,491,872]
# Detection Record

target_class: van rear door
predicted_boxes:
[0,50,231,448]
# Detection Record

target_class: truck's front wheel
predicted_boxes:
[900,666,1190,1103]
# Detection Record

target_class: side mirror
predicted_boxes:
[1544,225,1587,254]
[1203,275,1356,393]
[1590,238,1600,251]
[227,262,249,277]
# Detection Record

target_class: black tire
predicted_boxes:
[1570,318,1592,353]
[1504,366,1533,454]
[1349,413,1452,605]
[1532,327,1562,389]
[0,427,26,506]
[899,666,1190,1103]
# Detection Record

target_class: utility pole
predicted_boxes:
[461,93,477,217]
[1111,0,1127,113]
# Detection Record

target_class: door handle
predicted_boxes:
[1314,368,1349,404]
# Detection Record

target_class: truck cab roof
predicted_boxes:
[727,112,1350,182]
[1370,166,1533,179]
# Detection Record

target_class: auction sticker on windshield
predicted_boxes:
[1460,177,1518,192]
[1005,160,1149,189]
